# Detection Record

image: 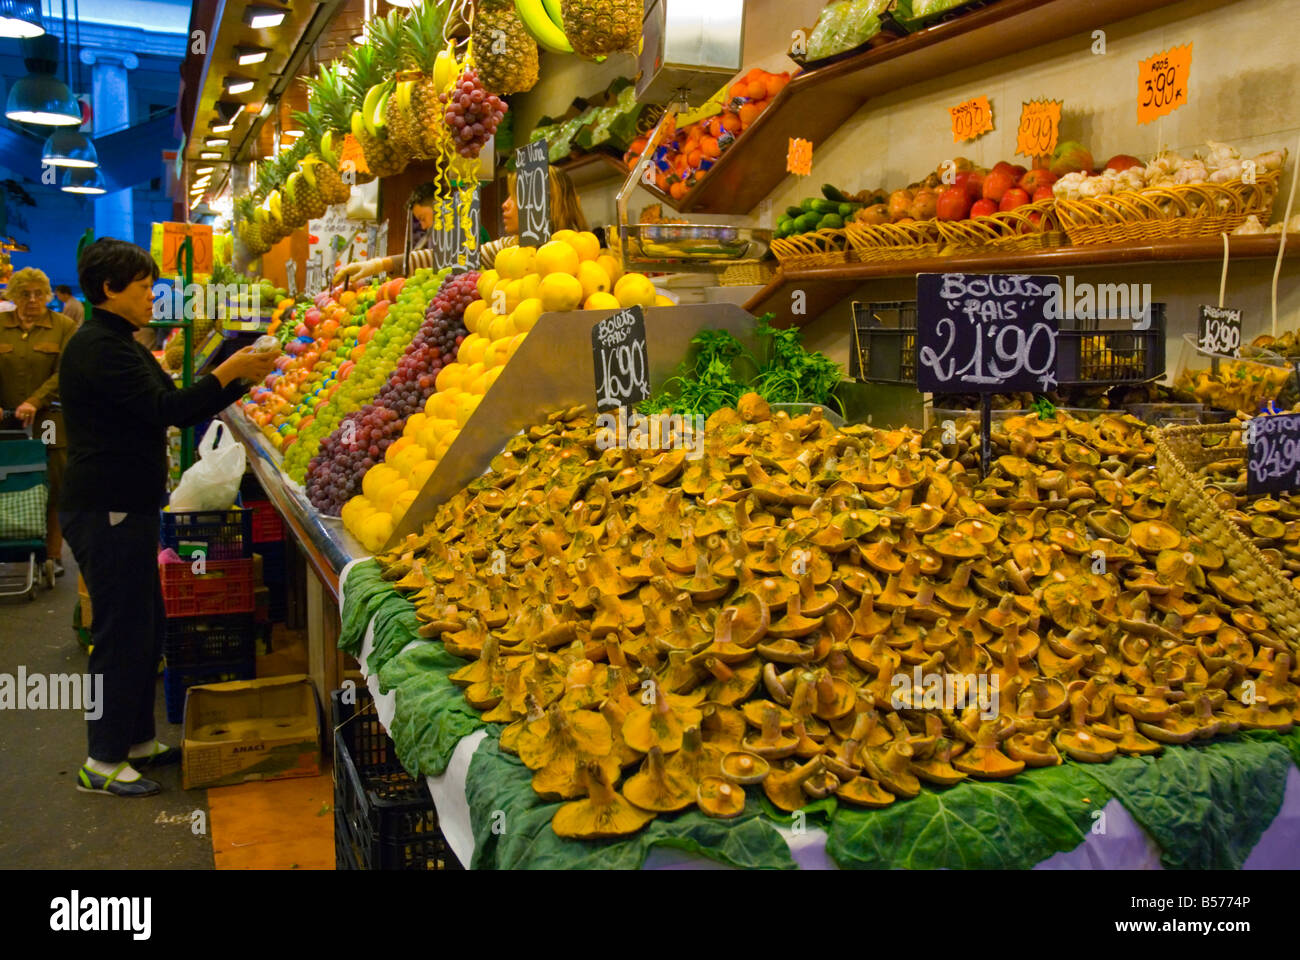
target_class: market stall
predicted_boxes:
[162,0,1300,871]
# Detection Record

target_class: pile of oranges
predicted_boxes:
[625,68,791,201]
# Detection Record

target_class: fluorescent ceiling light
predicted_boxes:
[225,76,255,95]
[211,121,235,133]
[258,102,274,118]
[205,137,229,147]
[385,0,418,6]
[244,6,286,29]
[282,128,303,137]
[236,46,269,66]
[199,151,222,159]
[194,166,214,174]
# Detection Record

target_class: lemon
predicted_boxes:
[483,338,510,368]
[341,495,371,528]
[390,489,418,525]
[614,272,657,309]
[514,246,537,274]
[374,477,410,513]
[503,279,525,313]
[570,231,601,261]
[596,254,623,286]
[483,365,505,391]
[538,272,584,312]
[654,294,675,307]
[361,463,399,500]
[519,273,542,300]
[487,312,517,341]
[506,332,528,359]
[428,417,458,440]
[512,297,544,333]
[359,511,394,555]
[578,260,611,300]
[475,270,499,302]
[417,422,438,451]
[495,246,527,280]
[404,411,427,437]
[584,292,621,310]
[409,459,437,490]
[536,240,580,277]
[490,278,514,315]
[435,363,466,393]
[551,229,577,247]
[392,444,427,477]
[463,299,489,333]
[435,431,459,460]
[457,333,489,365]
[426,389,461,421]
[454,392,481,426]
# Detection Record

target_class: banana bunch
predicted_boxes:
[514,0,573,54]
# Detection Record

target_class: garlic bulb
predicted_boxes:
[1253,149,1288,172]
[1144,153,1183,180]
[1208,162,1244,184]
[1204,140,1241,171]
[1077,175,1117,199]
[1114,168,1146,193]
[1052,172,1089,201]
[1173,159,1209,184]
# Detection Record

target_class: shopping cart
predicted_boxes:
[0,427,53,599]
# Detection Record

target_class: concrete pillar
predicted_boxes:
[80,48,138,243]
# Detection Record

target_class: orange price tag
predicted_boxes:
[161,222,213,275]
[1137,43,1191,125]
[949,96,993,143]
[786,137,813,176]
[1015,100,1062,160]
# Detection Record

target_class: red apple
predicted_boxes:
[970,198,998,218]
[991,161,1018,178]
[999,188,1031,212]
[982,169,1016,202]
[1032,185,1054,203]
[936,185,972,221]
[1010,164,1027,180]
[1019,168,1057,193]
[954,169,984,203]
[1104,154,1143,173]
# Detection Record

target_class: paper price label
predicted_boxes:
[1015,100,1062,159]
[1138,43,1191,125]
[787,138,813,176]
[1198,305,1242,357]
[949,96,993,143]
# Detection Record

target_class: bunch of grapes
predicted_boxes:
[441,69,505,159]
[304,271,477,514]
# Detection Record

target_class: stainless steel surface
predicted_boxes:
[616,104,677,255]
[221,410,364,599]
[388,303,762,549]
[637,0,745,104]
[618,223,771,267]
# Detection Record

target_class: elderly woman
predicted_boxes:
[0,267,76,573]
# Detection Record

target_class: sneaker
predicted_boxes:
[131,744,181,767]
[75,764,161,798]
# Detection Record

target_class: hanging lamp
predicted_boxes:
[0,0,43,38]
[5,34,80,125]
[42,128,98,167]
[61,166,106,194]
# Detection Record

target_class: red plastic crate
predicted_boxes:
[247,499,285,543]
[159,558,255,618]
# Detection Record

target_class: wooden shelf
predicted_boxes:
[652,0,1185,216]
[744,236,1300,326]
[555,153,631,188]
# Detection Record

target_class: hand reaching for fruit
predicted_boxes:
[216,344,281,388]
[333,257,393,286]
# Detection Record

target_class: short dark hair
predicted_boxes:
[55,284,72,296]
[77,238,160,305]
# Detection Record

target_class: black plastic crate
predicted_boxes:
[160,506,253,560]
[163,659,255,725]
[163,613,256,666]
[850,299,1166,387]
[331,689,461,870]
[259,542,287,584]
[335,811,361,871]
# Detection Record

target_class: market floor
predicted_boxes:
[0,548,334,870]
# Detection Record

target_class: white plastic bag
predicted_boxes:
[169,420,246,512]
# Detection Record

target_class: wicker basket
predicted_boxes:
[934,199,1067,253]
[1154,422,1300,647]
[1055,171,1281,245]
[718,260,776,286]
[770,228,850,268]
[844,220,943,262]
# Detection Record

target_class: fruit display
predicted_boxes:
[513,0,574,55]
[851,156,1055,229]
[531,79,659,166]
[1050,141,1287,201]
[442,68,506,159]
[775,184,873,239]
[800,0,893,64]
[640,316,843,417]
[639,70,789,201]
[557,0,639,58]
[474,0,540,95]
[307,271,475,518]
[372,399,1298,838]
[1173,360,1291,415]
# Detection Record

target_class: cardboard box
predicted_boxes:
[182,674,321,790]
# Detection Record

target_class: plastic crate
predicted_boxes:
[258,542,287,584]
[163,659,255,724]
[248,499,285,543]
[163,613,256,666]
[851,299,1167,387]
[159,558,255,617]
[160,506,252,560]
[331,689,460,870]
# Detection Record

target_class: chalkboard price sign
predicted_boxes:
[516,139,550,248]
[1198,305,1242,357]
[1247,412,1300,495]
[591,306,650,412]
[916,273,1059,394]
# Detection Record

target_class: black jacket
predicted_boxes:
[59,307,247,512]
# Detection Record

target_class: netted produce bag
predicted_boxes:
[806,0,891,61]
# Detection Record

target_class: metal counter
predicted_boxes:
[220,409,365,601]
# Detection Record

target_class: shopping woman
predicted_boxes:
[60,238,280,797]
[335,166,590,282]
[0,267,77,573]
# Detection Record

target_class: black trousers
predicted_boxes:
[61,510,164,762]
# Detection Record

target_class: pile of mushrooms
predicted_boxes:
[375,397,1300,839]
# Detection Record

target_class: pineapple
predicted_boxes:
[367,9,417,160]
[278,144,311,228]
[235,195,265,256]
[343,44,406,178]
[399,0,452,158]
[294,109,352,206]
[305,64,374,185]
[473,0,538,95]
[561,0,639,58]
